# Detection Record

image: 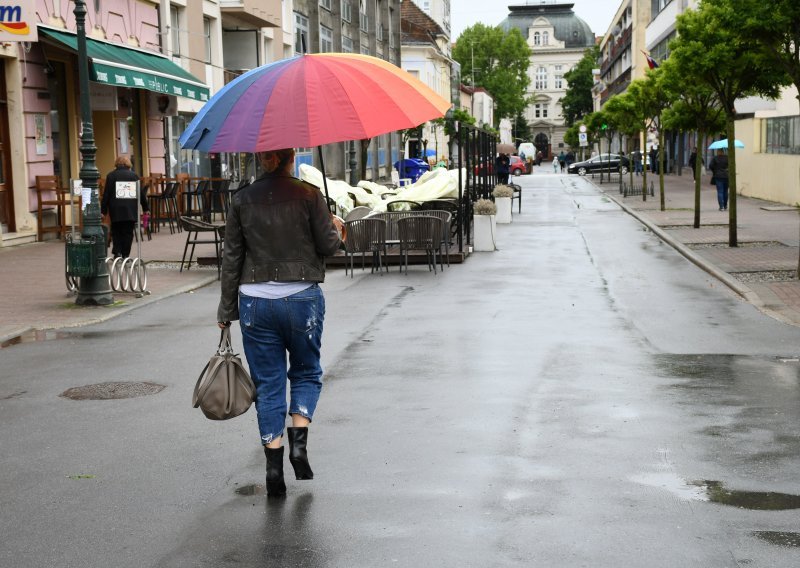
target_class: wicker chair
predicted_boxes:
[343,217,387,277]
[179,216,224,279]
[397,215,443,274]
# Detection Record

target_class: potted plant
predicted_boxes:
[473,198,497,252]
[493,185,513,224]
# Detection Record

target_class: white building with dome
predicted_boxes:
[501,2,596,159]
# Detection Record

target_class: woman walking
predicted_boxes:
[218,148,342,497]
[101,155,148,258]
[708,149,729,211]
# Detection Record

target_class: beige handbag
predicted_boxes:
[192,327,255,420]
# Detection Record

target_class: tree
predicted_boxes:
[660,58,726,229]
[561,46,599,126]
[670,1,788,246]
[625,79,657,202]
[452,24,531,125]
[603,93,639,189]
[639,69,672,211]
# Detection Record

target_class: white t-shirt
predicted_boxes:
[239,281,313,299]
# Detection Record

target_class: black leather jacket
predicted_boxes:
[218,173,341,322]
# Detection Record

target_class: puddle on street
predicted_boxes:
[235,484,265,496]
[704,481,800,510]
[753,531,800,548]
[1,329,71,348]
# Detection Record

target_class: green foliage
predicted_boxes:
[453,24,532,124]
[561,46,599,126]
[603,93,639,139]
[660,58,725,135]
[512,112,531,143]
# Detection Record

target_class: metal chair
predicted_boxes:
[149,181,181,234]
[397,215,443,274]
[182,178,209,218]
[179,216,224,279]
[386,199,421,212]
[508,182,522,213]
[418,210,452,269]
[343,217,387,277]
[344,206,373,222]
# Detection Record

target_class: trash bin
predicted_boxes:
[394,158,429,183]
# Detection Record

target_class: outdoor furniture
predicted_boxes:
[148,180,181,234]
[369,210,423,244]
[179,216,224,279]
[343,217,387,277]
[202,178,230,221]
[420,199,459,241]
[344,206,372,222]
[386,199,421,212]
[182,178,209,218]
[397,215,443,274]
[418,209,452,269]
[508,182,522,213]
[35,175,77,240]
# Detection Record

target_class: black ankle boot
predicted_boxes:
[264,446,287,497]
[287,427,314,480]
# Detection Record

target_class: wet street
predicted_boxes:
[2,173,799,567]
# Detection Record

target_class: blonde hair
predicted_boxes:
[115,155,132,168]
[259,148,295,174]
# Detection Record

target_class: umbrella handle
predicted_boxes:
[317,147,332,213]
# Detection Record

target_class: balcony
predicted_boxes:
[220,0,281,28]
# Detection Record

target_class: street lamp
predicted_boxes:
[74,0,112,305]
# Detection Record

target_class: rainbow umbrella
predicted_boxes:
[180,53,450,153]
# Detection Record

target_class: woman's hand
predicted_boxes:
[218,321,230,329]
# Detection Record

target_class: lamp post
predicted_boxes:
[74,0,113,305]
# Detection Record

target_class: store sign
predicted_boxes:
[0,1,37,42]
[89,83,118,112]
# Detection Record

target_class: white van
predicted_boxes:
[517,143,535,159]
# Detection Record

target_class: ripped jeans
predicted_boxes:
[239,286,325,445]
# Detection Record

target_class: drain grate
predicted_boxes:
[60,381,166,400]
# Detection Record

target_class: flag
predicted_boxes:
[642,51,659,70]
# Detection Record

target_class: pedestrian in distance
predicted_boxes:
[100,155,148,258]
[688,149,703,181]
[495,152,510,185]
[217,148,343,498]
[565,150,575,168]
[536,150,543,166]
[649,146,658,174]
[708,148,729,211]
[558,151,566,172]
[632,149,643,176]
[552,156,560,173]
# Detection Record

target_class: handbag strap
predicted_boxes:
[218,326,234,355]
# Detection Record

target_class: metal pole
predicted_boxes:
[348,140,358,186]
[74,0,112,305]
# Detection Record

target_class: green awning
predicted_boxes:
[39,26,209,102]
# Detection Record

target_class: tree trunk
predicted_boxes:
[694,129,703,229]
[727,115,737,247]
[641,127,648,202]
[658,129,666,211]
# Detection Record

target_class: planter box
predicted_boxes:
[473,214,496,251]
[495,197,512,223]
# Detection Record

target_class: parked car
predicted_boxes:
[474,155,531,176]
[567,153,630,176]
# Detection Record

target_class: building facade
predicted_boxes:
[401,0,451,163]
[0,0,212,246]
[596,0,650,109]
[501,2,595,160]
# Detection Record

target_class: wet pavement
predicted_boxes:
[1,173,800,566]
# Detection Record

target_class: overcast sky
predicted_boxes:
[451,0,617,42]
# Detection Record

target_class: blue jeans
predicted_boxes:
[239,286,325,444]
[715,178,729,209]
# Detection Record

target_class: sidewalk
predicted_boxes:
[582,169,800,327]
[0,227,219,343]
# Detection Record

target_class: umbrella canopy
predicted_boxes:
[708,139,744,150]
[497,143,516,155]
[180,53,451,153]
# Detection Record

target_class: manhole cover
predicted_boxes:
[60,381,166,400]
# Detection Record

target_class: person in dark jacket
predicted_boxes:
[101,155,148,258]
[708,149,729,211]
[218,148,342,497]
[495,153,510,185]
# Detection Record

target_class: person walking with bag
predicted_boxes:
[218,148,342,497]
[101,155,148,258]
[708,149,729,211]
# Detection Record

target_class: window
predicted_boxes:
[763,116,800,154]
[534,103,548,118]
[203,17,211,64]
[375,0,383,41]
[342,35,353,53]
[533,32,540,46]
[360,0,368,32]
[535,67,547,90]
[542,31,549,45]
[651,0,673,18]
[170,5,181,57]
[320,25,333,53]
[342,0,352,22]
[360,44,370,55]
[295,13,309,55]
[555,74,563,89]
[388,7,394,48]
[320,0,331,10]
[422,0,430,10]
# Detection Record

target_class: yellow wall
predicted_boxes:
[736,117,800,206]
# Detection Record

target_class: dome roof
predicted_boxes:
[500,2,595,49]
